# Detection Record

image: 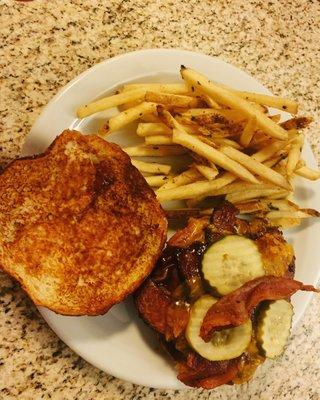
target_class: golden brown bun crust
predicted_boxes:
[0,130,167,315]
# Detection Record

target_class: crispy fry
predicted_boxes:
[286,135,303,175]
[201,94,221,109]
[157,172,236,202]
[250,103,268,114]
[265,210,320,219]
[240,116,256,147]
[194,164,219,180]
[237,92,298,114]
[157,167,202,192]
[136,122,172,137]
[226,188,289,203]
[124,145,187,157]
[140,114,161,123]
[220,146,291,189]
[235,200,268,214]
[260,199,299,211]
[165,208,203,219]
[122,83,190,94]
[207,137,243,150]
[180,67,288,140]
[269,114,281,123]
[145,91,200,108]
[268,218,301,229]
[281,117,313,130]
[251,137,295,163]
[108,102,157,132]
[181,108,246,123]
[145,175,171,187]
[77,89,146,118]
[295,166,320,180]
[131,160,171,175]
[170,125,259,184]
[206,182,280,197]
[145,135,174,145]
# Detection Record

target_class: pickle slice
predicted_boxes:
[186,295,252,361]
[257,299,293,359]
[202,235,265,295]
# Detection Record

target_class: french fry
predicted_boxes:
[140,114,161,123]
[77,89,146,118]
[220,145,291,189]
[235,200,269,214]
[226,188,289,203]
[131,160,171,175]
[157,167,202,192]
[122,83,190,94]
[118,99,142,111]
[181,67,288,140]
[181,108,246,123]
[157,172,236,202]
[286,135,303,175]
[194,164,219,180]
[250,103,268,114]
[269,114,281,123]
[145,135,174,145]
[136,122,172,136]
[236,92,298,114]
[281,117,313,130]
[201,94,221,109]
[170,125,259,184]
[205,182,280,197]
[268,218,301,229]
[124,145,187,157]
[145,175,171,187]
[240,116,256,147]
[165,208,203,219]
[295,166,320,180]
[260,199,299,211]
[108,102,157,132]
[209,137,243,150]
[145,91,200,108]
[251,136,295,163]
[265,210,320,219]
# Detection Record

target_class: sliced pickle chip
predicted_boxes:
[186,295,252,361]
[202,235,265,295]
[257,299,293,359]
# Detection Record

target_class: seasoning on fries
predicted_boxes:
[76,66,319,228]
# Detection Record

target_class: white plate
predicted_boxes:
[22,49,320,389]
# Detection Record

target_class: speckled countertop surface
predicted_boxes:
[0,0,320,399]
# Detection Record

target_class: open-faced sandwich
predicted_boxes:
[0,130,167,315]
[135,202,318,389]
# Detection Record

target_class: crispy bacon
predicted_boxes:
[209,201,239,234]
[168,217,209,248]
[177,351,240,388]
[176,242,207,300]
[201,276,318,342]
[134,281,189,341]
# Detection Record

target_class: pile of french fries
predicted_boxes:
[77,67,320,228]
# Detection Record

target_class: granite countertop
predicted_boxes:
[1,0,319,399]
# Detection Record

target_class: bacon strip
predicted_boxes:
[177,351,240,388]
[134,281,189,341]
[200,276,318,342]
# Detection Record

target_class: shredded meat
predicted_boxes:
[177,351,240,388]
[168,217,209,248]
[200,276,318,342]
[134,281,189,341]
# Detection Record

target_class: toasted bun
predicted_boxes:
[0,130,167,315]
